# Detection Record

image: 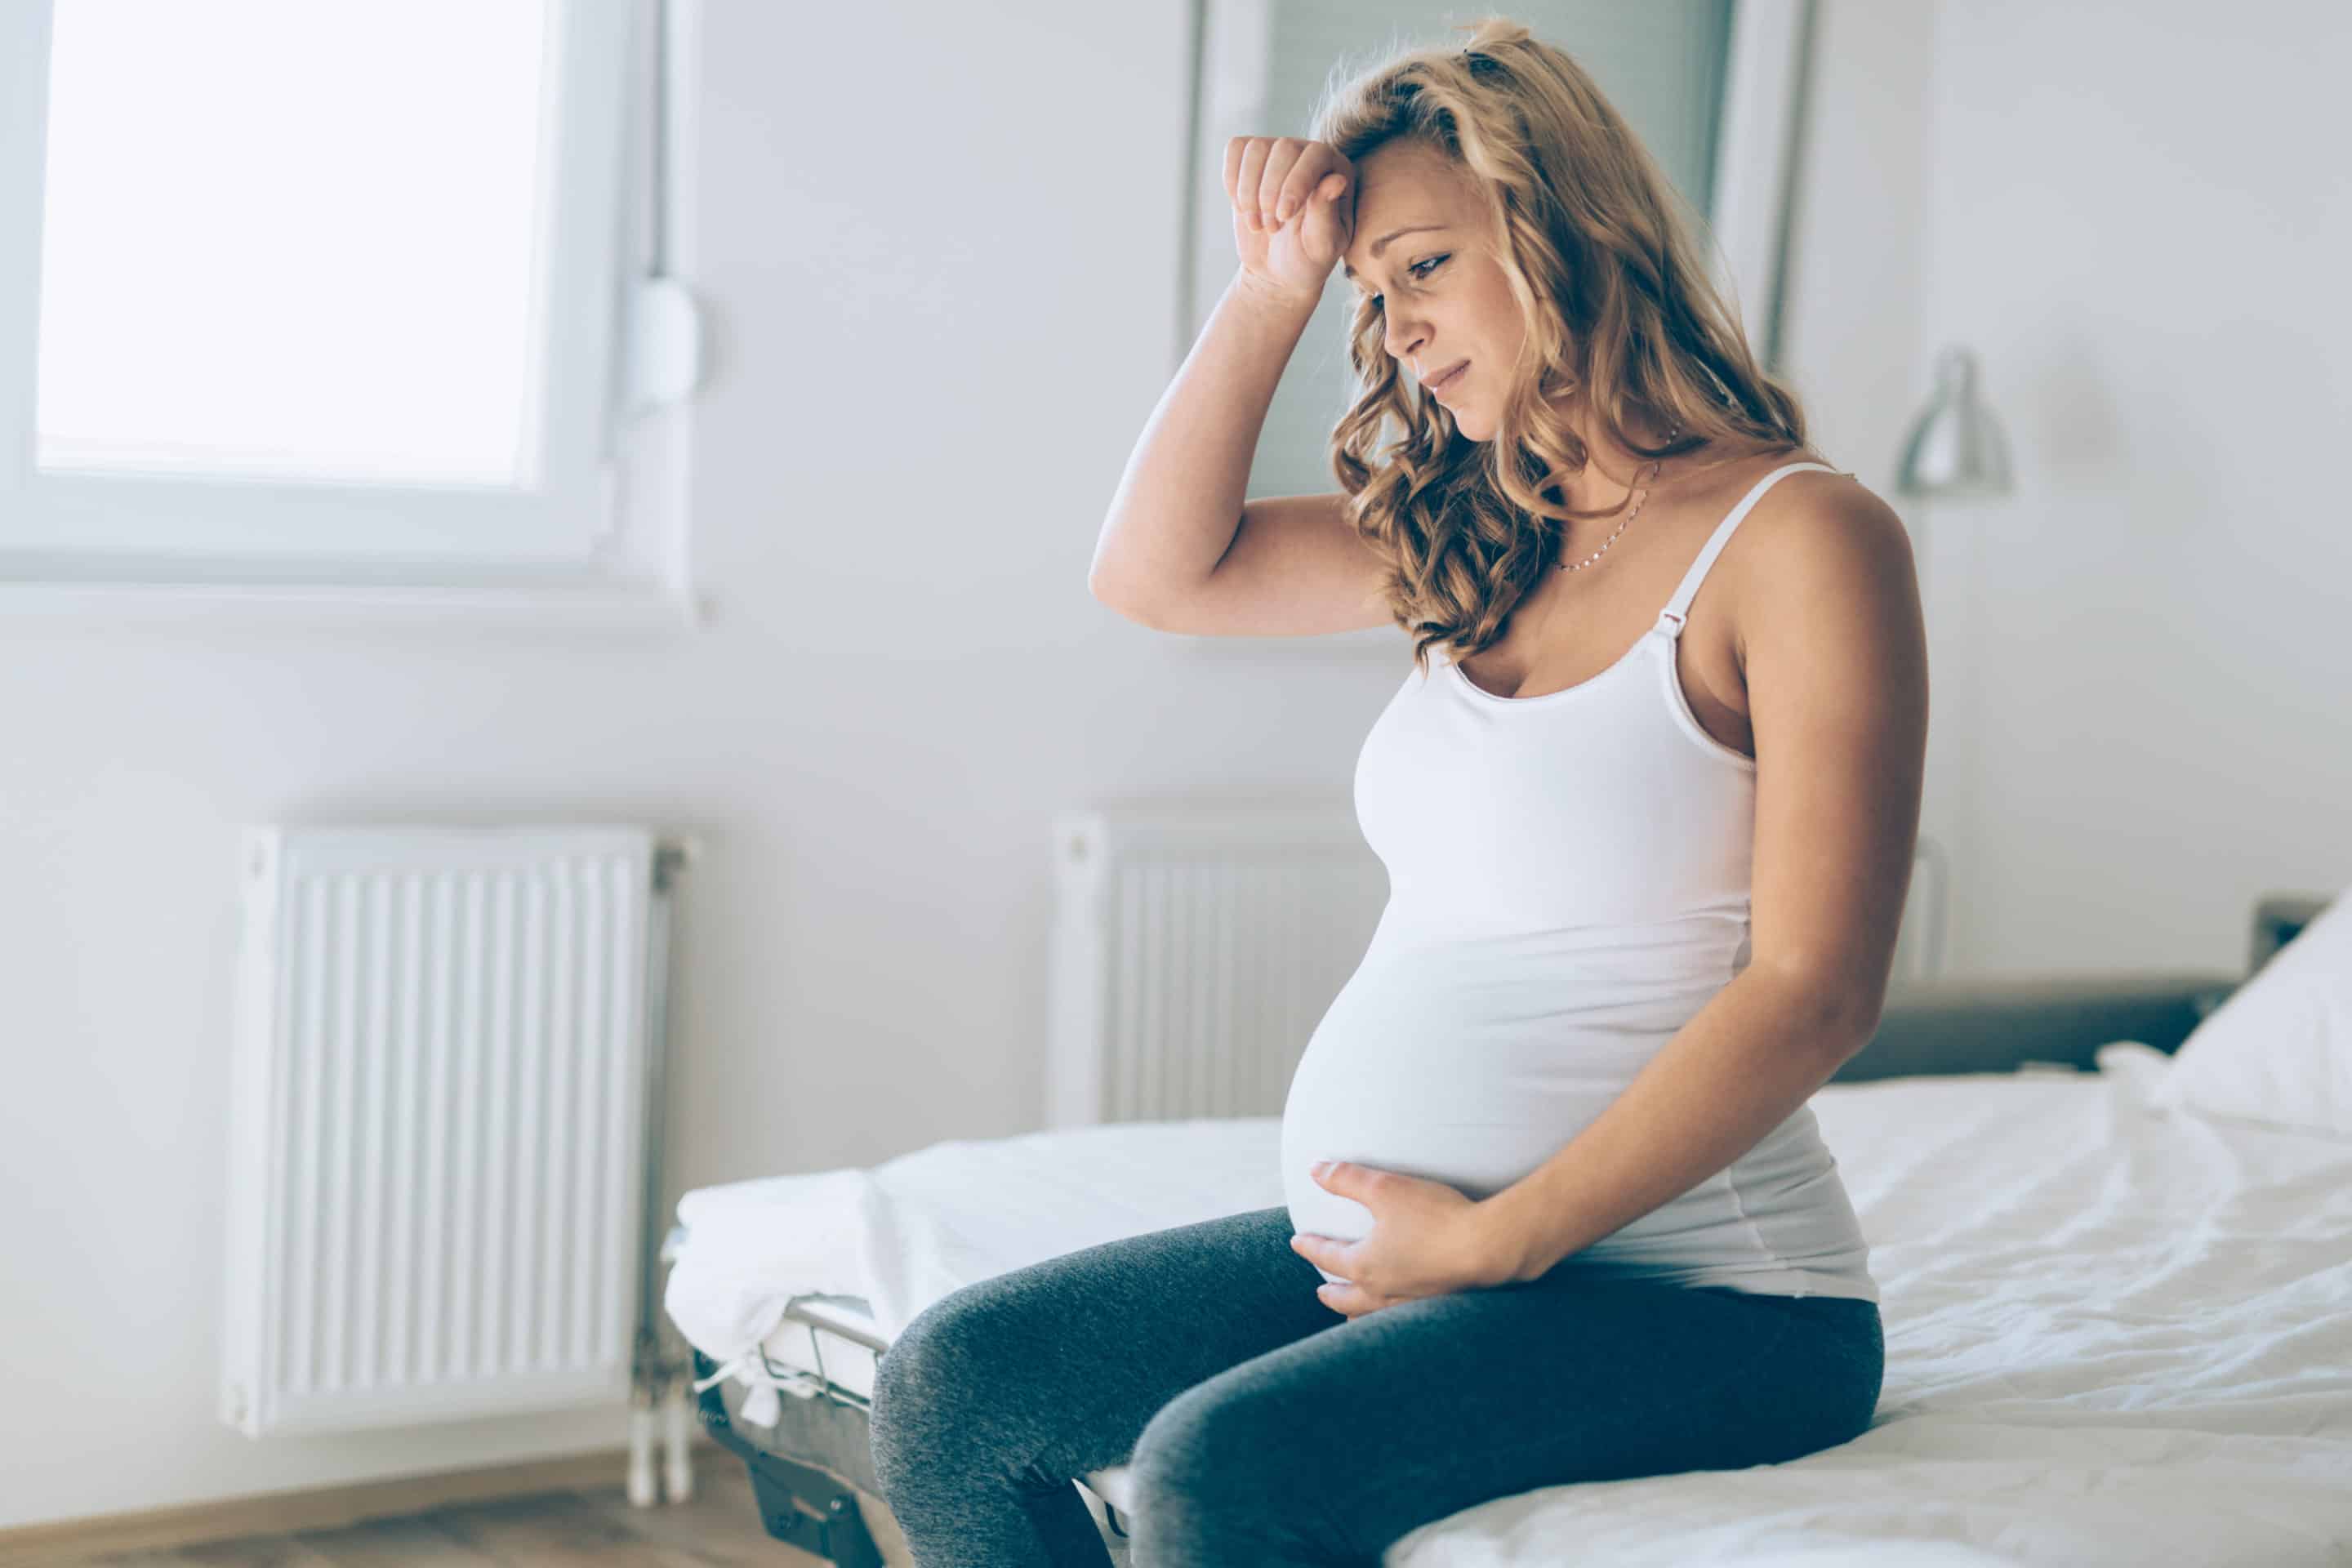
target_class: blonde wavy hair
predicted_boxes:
[1312,16,1814,674]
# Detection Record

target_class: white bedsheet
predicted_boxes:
[663,1043,2352,1565]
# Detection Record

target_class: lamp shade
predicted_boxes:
[1896,345,2013,498]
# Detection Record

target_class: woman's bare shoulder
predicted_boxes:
[1659,439,1835,514]
[1722,452,1913,601]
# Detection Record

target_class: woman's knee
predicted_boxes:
[868,1288,1011,1477]
[1125,1378,1345,1559]
[1125,1376,1298,1520]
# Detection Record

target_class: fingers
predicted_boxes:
[1254,139,1299,231]
[1228,136,1341,233]
[1227,136,1275,230]
[1223,136,1254,225]
[1299,171,1350,256]
[1273,155,1338,232]
[1316,1280,1401,1318]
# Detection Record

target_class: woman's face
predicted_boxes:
[1339,140,1530,444]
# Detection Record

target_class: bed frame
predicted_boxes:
[687,1295,900,1566]
[679,891,2334,1567]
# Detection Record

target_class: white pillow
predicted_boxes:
[2149,890,2351,1138]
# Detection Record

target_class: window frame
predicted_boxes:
[1708,0,1814,372]
[0,0,703,627]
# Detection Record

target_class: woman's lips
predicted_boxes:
[1429,360,1470,395]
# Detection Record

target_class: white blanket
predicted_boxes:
[663,1044,2352,1565]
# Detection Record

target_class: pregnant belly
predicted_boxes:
[1276,962,1696,1285]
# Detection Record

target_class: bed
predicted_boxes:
[661,893,2352,1566]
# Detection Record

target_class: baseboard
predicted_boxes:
[0,1433,721,1565]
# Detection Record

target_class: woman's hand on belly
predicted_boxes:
[1288,1160,1517,1319]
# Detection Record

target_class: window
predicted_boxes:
[0,0,702,623]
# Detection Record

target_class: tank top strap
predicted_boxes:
[1654,461,1847,639]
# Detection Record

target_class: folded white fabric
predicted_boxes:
[665,1166,911,1426]
[666,1168,881,1356]
[2148,887,2350,1138]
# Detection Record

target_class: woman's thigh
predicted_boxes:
[867,1203,1338,1494]
[1125,1272,1884,1564]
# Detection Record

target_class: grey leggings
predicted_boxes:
[866,1203,1883,1566]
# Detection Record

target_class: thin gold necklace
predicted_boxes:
[1557,425,1681,573]
[1465,427,1684,691]
[1555,459,1659,572]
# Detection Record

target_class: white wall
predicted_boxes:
[0,0,1422,1531]
[1834,0,2348,972]
[2,0,2341,1532]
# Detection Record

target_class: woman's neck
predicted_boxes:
[1547,408,1686,513]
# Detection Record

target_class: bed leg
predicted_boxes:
[626,1386,659,1508]
[662,1374,696,1503]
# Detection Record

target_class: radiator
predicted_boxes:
[1045,804,1949,1129]
[1046,802,1387,1128]
[221,823,662,1437]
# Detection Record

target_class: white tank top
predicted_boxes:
[1280,460,1879,1303]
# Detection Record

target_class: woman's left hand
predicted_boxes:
[1290,1160,1519,1318]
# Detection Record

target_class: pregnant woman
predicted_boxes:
[869,18,1925,1566]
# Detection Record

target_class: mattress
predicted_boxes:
[665,1042,2352,1565]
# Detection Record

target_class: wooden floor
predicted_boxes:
[60,1461,825,1568]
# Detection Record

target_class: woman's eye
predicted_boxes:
[1368,255,1447,309]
